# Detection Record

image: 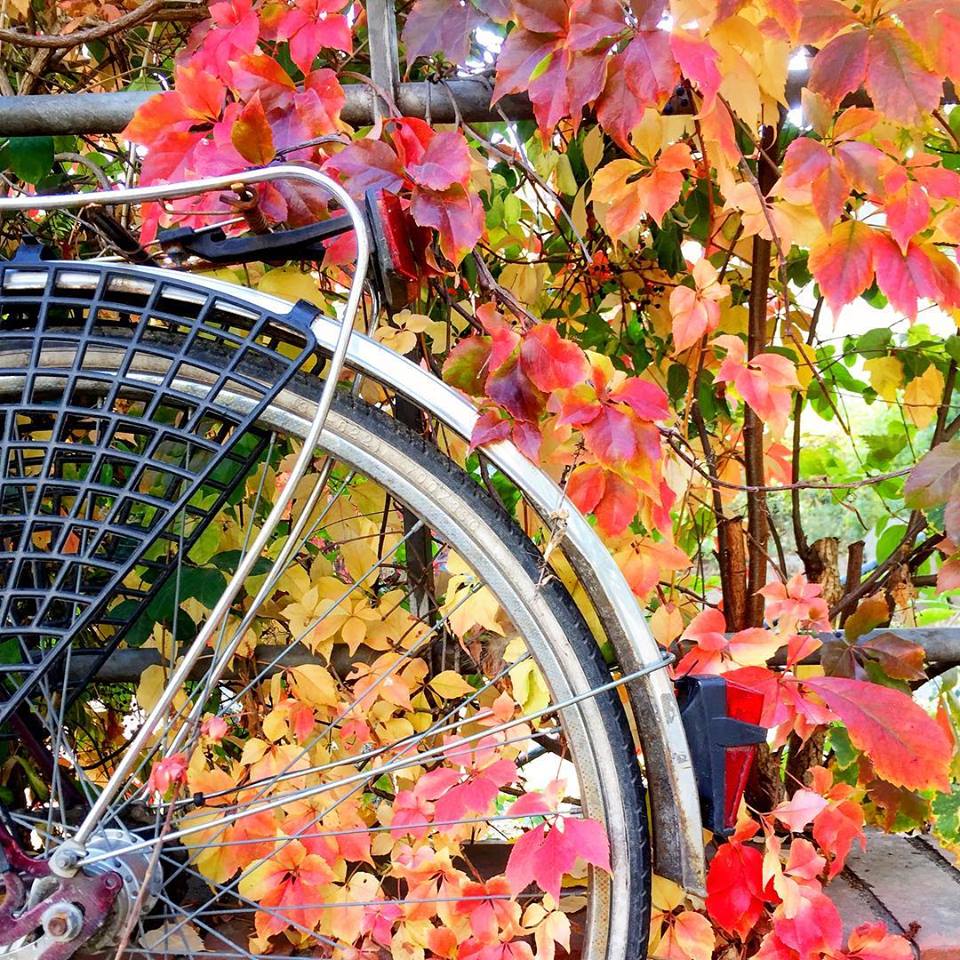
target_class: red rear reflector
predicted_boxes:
[374,191,419,282]
[722,681,764,828]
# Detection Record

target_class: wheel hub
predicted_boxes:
[0,826,162,960]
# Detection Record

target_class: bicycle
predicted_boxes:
[0,166,763,960]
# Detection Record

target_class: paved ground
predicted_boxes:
[829,829,960,959]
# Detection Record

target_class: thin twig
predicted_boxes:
[0,0,187,49]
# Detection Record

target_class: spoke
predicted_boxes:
[154,851,344,954]
[99,469,374,818]
[149,810,578,853]
[172,576,484,810]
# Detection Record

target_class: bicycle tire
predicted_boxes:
[0,334,651,960]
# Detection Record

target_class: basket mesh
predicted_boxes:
[0,252,319,725]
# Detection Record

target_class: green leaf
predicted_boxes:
[932,784,960,843]
[876,522,907,564]
[667,363,689,402]
[2,136,54,184]
[189,523,223,566]
[861,281,888,309]
[856,328,894,356]
[827,724,859,769]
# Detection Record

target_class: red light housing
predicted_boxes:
[722,681,765,829]
[366,189,421,310]
[677,675,767,835]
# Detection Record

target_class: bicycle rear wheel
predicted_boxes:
[0,264,651,960]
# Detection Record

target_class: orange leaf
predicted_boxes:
[593,143,693,238]
[231,93,275,165]
[803,677,951,791]
[808,219,875,316]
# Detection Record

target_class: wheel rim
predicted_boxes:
[0,346,643,960]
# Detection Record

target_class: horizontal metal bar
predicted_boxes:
[67,626,960,684]
[0,79,533,137]
[772,627,960,666]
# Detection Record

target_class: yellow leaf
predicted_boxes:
[262,708,288,743]
[429,670,475,699]
[135,664,186,717]
[240,738,269,765]
[582,126,605,173]
[140,921,206,954]
[571,184,589,238]
[904,364,945,428]
[290,664,339,707]
[382,716,415,741]
[791,340,819,392]
[499,262,547,306]
[505,637,551,716]
[650,605,683,647]
[652,874,686,912]
[864,356,904,404]
[257,266,326,308]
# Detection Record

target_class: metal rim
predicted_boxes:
[0,343,649,960]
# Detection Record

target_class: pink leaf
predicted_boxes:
[506,817,611,902]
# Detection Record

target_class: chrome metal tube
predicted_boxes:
[0,164,370,857]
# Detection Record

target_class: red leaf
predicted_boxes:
[593,144,693,236]
[904,438,960,509]
[593,471,639,537]
[506,817,610,902]
[803,677,951,790]
[619,30,679,107]
[844,922,914,960]
[872,234,940,320]
[772,885,843,960]
[444,337,491,395]
[520,325,589,392]
[565,48,610,128]
[713,335,798,435]
[705,841,770,937]
[859,631,927,681]
[409,184,485,265]
[278,0,352,71]
[883,176,930,252]
[485,356,546,422]
[401,0,485,66]
[779,137,851,230]
[388,116,435,166]
[528,49,574,132]
[596,31,678,146]
[800,0,859,44]
[231,92,275,165]
[229,52,297,112]
[406,131,472,192]
[434,763,516,824]
[470,410,512,450]
[670,30,721,106]
[325,140,405,197]
[491,29,560,102]
[615,538,690,598]
[512,0,567,33]
[808,219,876,316]
[810,767,866,877]
[566,463,606,514]
[567,0,624,51]
[864,23,941,125]
[808,29,869,111]
[511,420,542,462]
[609,378,670,420]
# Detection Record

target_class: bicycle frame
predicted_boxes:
[0,164,706,892]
